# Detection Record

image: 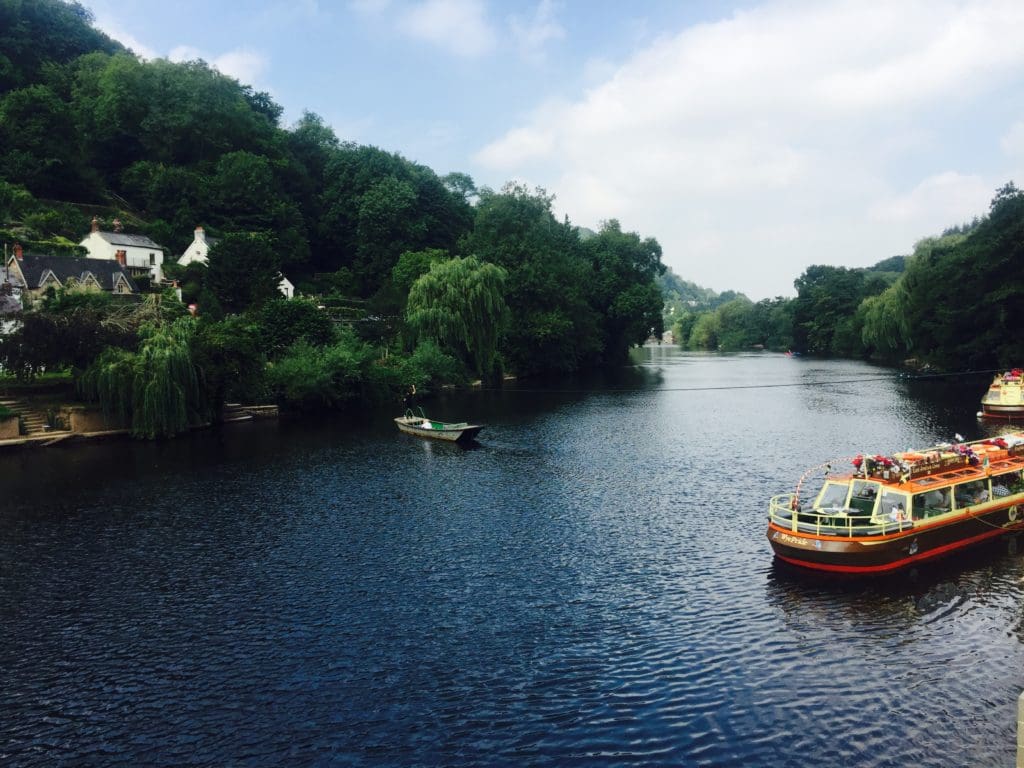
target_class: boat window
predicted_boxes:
[815,482,849,510]
[848,480,879,515]
[914,487,951,518]
[879,490,911,522]
[954,479,989,507]
[991,470,1024,498]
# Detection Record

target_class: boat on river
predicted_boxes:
[978,369,1024,419]
[767,433,1024,574]
[394,409,484,443]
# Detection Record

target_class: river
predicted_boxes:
[1,349,1022,767]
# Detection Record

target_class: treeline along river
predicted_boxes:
[2,349,1023,767]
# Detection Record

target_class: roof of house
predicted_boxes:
[10,253,138,292]
[94,231,164,250]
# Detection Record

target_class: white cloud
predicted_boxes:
[169,45,268,86]
[398,0,496,58]
[868,172,992,226]
[508,0,565,62]
[212,50,268,85]
[93,16,158,60]
[168,45,202,62]
[473,0,1024,299]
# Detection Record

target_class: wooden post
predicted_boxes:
[1018,690,1024,768]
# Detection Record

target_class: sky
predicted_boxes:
[82,0,1024,300]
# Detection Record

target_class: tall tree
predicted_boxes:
[582,219,665,360]
[406,256,508,378]
[205,232,282,314]
[461,183,601,374]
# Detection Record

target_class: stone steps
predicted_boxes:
[0,397,68,436]
[222,402,253,423]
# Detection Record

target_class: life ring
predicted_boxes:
[1009,506,1020,522]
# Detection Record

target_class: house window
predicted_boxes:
[149,253,155,265]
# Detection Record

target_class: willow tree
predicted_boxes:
[406,256,508,378]
[80,317,204,439]
[860,282,911,360]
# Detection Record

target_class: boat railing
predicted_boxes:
[768,494,914,537]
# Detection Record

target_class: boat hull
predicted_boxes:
[767,504,1024,574]
[394,418,483,443]
[980,403,1024,419]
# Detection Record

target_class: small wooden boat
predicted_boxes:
[394,409,484,443]
[767,432,1024,574]
[979,369,1024,419]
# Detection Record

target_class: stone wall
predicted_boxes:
[62,406,126,433]
[0,415,19,439]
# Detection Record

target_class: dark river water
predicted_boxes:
[2,350,1023,767]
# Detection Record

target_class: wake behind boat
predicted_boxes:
[394,408,484,443]
[767,432,1024,574]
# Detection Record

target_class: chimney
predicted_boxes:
[115,249,126,266]
[13,242,23,260]
[91,216,100,233]
[195,225,206,244]
[112,218,123,233]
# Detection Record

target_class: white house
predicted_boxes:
[179,225,214,267]
[80,217,165,283]
[278,275,295,298]
[178,225,295,299]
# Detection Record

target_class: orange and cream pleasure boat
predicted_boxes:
[979,369,1024,419]
[767,433,1024,574]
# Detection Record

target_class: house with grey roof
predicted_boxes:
[80,217,165,283]
[5,243,137,302]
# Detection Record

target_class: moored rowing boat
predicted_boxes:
[394,410,484,443]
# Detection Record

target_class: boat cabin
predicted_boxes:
[783,437,1024,537]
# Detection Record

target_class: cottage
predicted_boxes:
[179,225,214,267]
[5,243,136,301]
[80,217,165,283]
[178,225,295,298]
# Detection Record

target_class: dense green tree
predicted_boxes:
[791,265,871,355]
[715,297,758,351]
[0,289,134,377]
[582,219,665,359]
[0,84,88,195]
[688,312,720,349]
[265,329,401,411]
[391,248,448,296]
[205,232,282,313]
[256,297,336,358]
[900,185,1024,368]
[406,256,508,378]
[193,314,265,410]
[0,0,123,92]
[461,183,601,373]
[317,144,472,293]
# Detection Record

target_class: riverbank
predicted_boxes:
[0,402,279,451]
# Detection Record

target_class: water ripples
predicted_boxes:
[1,352,1023,766]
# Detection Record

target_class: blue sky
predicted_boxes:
[85,0,1024,300]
